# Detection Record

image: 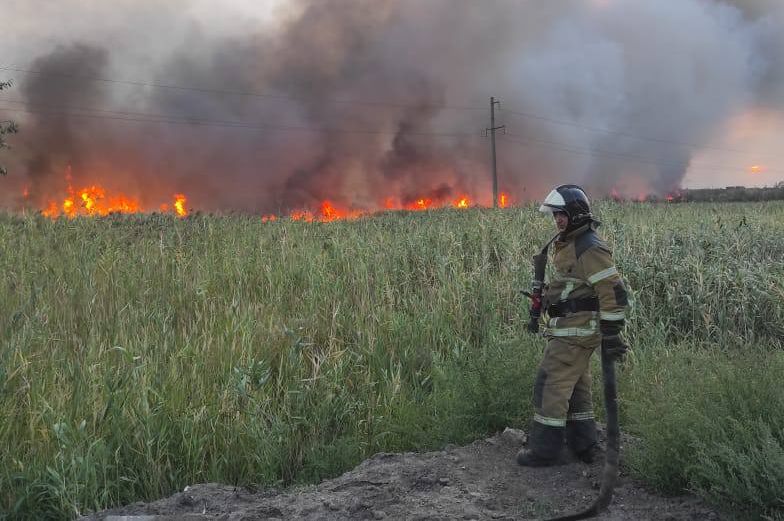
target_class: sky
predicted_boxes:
[1,0,783,213]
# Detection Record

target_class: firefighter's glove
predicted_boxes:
[526,294,543,334]
[601,334,628,362]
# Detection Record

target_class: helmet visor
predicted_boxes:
[539,189,567,215]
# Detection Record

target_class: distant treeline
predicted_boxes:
[681,184,784,203]
[632,183,784,203]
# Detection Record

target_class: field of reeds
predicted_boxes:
[1,202,783,520]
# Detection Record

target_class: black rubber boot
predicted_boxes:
[566,419,599,463]
[517,422,565,467]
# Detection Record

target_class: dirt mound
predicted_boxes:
[85,429,722,520]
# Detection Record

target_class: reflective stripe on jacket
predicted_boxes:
[542,221,628,346]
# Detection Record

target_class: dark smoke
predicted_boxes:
[1,0,782,212]
[21,45,109,195]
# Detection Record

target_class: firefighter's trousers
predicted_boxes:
[529,337,598,459]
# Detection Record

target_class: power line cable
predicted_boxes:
[0,97,777,175]
[499,107,771,157]
[0,65,486,112]
[3,64,774,159]
[0,96,479,136]
[0,103,483,139]
[501,128,772,172]
[0,103,776,175]
[500,134,783,175]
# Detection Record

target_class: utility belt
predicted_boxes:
[547,296,599,317]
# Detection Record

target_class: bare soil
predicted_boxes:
[85,428,722,521]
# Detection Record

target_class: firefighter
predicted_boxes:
[517,184,629,467]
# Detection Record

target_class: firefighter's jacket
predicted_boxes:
[542,221,628,347]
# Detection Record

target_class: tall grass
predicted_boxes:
[623,347,784,519]
[1,202,782,519]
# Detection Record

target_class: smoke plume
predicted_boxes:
[1,0,782,212]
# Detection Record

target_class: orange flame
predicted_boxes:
[288,200,366,222]
[173,194,188,217]
[453,196,471,208]
[41,185,142,218]
[411,198,434,211]
[39,182,189,219]
[320,200,340,221]
[42,201,60,218]
[37,178,530,223]
[291,209,315,222]
[265,192,497,223]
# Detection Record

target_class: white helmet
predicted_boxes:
[539,184,592,224]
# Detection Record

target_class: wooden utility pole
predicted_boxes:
[487,97,505,208]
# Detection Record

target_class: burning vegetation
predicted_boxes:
[38,182,189,218]
[30,166,779,222]
[35,185,507,222]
